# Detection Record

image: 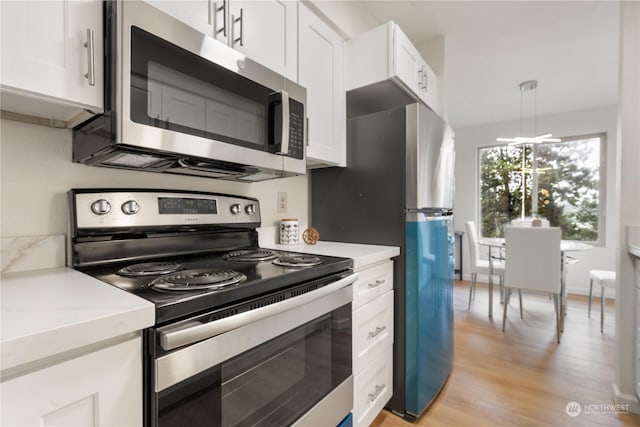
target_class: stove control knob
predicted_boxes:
[121,200,140,215]
[245,204,256,215]
[91,199,111,215]
[230,203,242,215]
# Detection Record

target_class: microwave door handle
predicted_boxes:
[277,90,290,156]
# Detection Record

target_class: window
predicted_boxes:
[479,133,605,242]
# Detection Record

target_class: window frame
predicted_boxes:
[476,132,607,246]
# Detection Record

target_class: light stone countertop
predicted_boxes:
[1,267,155,374]
[263,241,400,270]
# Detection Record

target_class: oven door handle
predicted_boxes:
[159,272,358,350]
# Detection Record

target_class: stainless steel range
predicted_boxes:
[68,189,356,427]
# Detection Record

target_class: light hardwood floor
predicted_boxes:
[371,281,640,427]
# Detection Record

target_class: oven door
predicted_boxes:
[116,1,306,175]
[152,273,356,427]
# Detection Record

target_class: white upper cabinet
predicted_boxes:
[394,28,438,108]
[298,4,346,167]
[227,1,298,81]
[0,0,104,126]
[145,1,214,36]
[394,28,425,102]
[346,21,440,114]
[146,0,297,81]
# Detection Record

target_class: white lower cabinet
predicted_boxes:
[353,290,393,375]
[352,260,394,427]
[1,335,143,427]
[353,345,393,427]
[353,261,394,309]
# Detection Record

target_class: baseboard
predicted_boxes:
[612,383,640,414]
[461,275,615,300]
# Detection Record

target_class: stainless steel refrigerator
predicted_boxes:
[311,103,455,420]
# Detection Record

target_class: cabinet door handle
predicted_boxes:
[368,325,386,338]
[232,9,244,47]
[368,384,385,402]
[417,68,424,89]
[213,0,227,37]
[423,72,428,92]
[368,279,386,289]
[84,28,95,86]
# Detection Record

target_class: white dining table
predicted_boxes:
[477,238,592,324]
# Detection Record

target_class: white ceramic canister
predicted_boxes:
[280,219,300,245]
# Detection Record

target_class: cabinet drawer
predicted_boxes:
[353,345,393,427]
[353,290,394,376]
[353,261,393,309]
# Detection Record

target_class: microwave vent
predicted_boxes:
[102,152,167,168]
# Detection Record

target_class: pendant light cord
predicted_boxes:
[534,85,537,136]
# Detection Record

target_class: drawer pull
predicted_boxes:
[368,326,386,338]
[368,279,387,289]
[368,384,385,402]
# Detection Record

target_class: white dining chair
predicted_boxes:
[502,226,562,343]
[465,221,505,309]
[588,270,616,333]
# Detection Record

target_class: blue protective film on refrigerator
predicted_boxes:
[405,217,454,415]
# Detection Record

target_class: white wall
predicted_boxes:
[305,0,378,40]
[0,119,308,241]
[453,105,619,296]
[614,0,640,412]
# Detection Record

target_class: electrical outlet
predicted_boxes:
[277,192,288,213]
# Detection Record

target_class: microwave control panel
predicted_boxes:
[285,100,305,160]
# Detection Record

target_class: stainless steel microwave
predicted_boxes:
[73,1,306,182]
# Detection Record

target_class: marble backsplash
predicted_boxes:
[1,228,310,274]
[1,235,66,273]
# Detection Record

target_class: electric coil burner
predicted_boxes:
[223,249,278,262]
[273,254,323,267]
[150,269,247,291]
[117,261,182,277]
[68,189,356,427]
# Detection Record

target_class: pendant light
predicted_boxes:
[497,80,559,221]
[496,80,560,145]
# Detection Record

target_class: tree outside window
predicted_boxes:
[479,134,603,241]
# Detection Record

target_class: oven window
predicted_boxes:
[156,303,351,426]
[130,26,270,150]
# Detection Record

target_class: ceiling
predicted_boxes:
[356,1,621,128]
